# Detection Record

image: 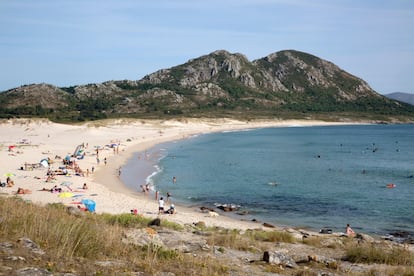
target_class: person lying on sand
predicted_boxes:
[16,187,32,195]
[40,186,62,193]
[77,205,88,211]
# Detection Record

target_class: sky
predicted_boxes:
[1,0,413,94]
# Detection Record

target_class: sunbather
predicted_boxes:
[16,187,32,194]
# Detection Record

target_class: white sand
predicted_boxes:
[0,118,356,230]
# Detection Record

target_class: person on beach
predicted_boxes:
[16,187,31,194]
[158,197,165,214]
[346,224,356,237]
[83,183,88,190]
[50,185,62,193]
[165,204,175,215]
[6,177,14,187]
[166,192,171,203]
[77,205,88,211]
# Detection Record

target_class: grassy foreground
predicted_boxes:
[1,196,413,275]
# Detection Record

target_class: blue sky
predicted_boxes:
[1,0,413,94]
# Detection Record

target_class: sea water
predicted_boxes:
[121,124,414,237]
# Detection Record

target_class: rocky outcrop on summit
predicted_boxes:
[138,49,383,105]
[253,50,375,101]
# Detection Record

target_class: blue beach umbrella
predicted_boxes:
[81,199,96,212]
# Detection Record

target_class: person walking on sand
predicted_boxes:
[158,197,165,214]
[346,224,356,237]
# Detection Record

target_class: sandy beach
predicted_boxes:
[0,118,355,230]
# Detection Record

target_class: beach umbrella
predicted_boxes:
[58,192,74,198]
[3,172,15,177]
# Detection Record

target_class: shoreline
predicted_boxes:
[90,118,360,231]
[0,118,362,231]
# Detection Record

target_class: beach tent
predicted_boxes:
[73,144,84,157]
[81,199,96,212]
[40,158,49,168]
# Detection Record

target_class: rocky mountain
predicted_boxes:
[1,49,413,121]
[385,92,414,106]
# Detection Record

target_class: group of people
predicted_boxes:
[140,183,152,193]
[158,196,175,215]
[0,177,15,187]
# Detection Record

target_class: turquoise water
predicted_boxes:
[121,124,414,236]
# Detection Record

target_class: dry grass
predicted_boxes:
[247,229,296,243]
[206,229,255,251]
[344,242,414,266]
[0,196,229,275]
[302,236,324,247]
[205,228,296,252]
[2,196,413,275]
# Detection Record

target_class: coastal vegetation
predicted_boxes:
[1,196,413,275]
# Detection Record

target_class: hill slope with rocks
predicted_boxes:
[1,50,413,122]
